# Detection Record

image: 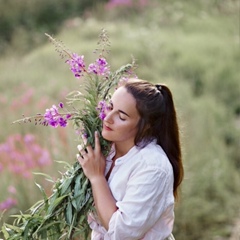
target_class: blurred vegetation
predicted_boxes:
[0,0,239,239]
[0,0,108,55]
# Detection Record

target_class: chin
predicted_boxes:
[102,131,112,141]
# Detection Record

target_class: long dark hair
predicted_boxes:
[122,78,184,199]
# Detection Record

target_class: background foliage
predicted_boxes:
[0,0,239,239]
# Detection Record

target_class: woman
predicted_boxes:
[77,78,184,240]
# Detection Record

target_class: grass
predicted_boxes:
[0,1,239,239]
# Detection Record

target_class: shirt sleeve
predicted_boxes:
[105,165,173,240]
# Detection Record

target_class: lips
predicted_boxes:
[103,124,113,131]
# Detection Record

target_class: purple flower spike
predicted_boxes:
[44,104,70,128]
[66,114,72,119]
[88,57,110,76]
[67,54,86,79]
[99,112,106,120]
[0,197,17,211]
[59,102,64,108]
[59,117,67,127]
[97,100,107,120]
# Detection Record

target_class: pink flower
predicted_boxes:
[8,186,17,194]
[0,197,17,211]
[44,104,71,128]
[96,101,107,120]
[88,58,110,76]
[66,54,86,78]
[24,134,35,144]
[38,150,51,166]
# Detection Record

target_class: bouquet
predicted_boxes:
[1,29,136,240]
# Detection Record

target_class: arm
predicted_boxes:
[77,131,117,230]
[90,176,117,230]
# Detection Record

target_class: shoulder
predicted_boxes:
[128,141,174,202]
[137,141,172,173]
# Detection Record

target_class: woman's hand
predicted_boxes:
[77,131,117,230]
[77,131,106,183]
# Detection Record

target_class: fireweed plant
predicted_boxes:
[2,29,137,239]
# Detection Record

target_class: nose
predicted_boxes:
[104,110,114,124]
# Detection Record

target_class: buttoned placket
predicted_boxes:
[107,146,139,183]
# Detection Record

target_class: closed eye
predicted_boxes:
[119,114,126,121]
[108,100,129,120]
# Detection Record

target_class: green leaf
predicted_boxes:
[3,223,22,234]
[67,211,77,239]
[45,195,68,218]
[35,183,48,203]
[32,172,54,182]
[2,224,10,238]
[60,176,74,195]
[33,220,62,238]
[65,200,73,225]
[72,173,82,209]
[55,160,72,168]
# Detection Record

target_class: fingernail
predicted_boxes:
[77,145,82,151]
[76,154,80,159]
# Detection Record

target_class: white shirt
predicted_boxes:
[89,140,175,240]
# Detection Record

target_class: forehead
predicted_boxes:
[111,87,139,117]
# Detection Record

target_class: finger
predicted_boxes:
[77,144,83,152]
[94,131,101,153]
[85,144,93,155]
[81,134,88,145]
[76,153,83,164]
[81,134,93,153]
[77,145,87,158]
[78,144,86,153]
[81,151,87,157]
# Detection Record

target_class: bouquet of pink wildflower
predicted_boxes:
[1,29,136,240]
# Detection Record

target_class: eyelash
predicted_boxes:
[119,115,126,121]
[106,104,126,121]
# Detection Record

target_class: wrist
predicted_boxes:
[89,175,106,185]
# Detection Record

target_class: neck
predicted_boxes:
[113,141,135,160]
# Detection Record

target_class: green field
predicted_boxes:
[0,1,239,239]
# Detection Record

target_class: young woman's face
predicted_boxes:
[102,86,140,146]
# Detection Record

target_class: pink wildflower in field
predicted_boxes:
[11,88,34,110]
[24,134,35,144]
[0,134,52,178]
[0,134,54,213]
[38,150,51,166]
[8,186,17,194]
[106,0,132,8]
[0,95,7,104]
[66,53,85,78]
[88,58,110,76]
[0,197,17,211]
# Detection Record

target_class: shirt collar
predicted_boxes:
[106,144,140,166]
[106,139,157,165]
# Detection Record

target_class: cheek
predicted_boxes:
[119,122,138,136]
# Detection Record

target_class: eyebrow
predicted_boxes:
[118,110,130,117]
[109,101,130,117]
